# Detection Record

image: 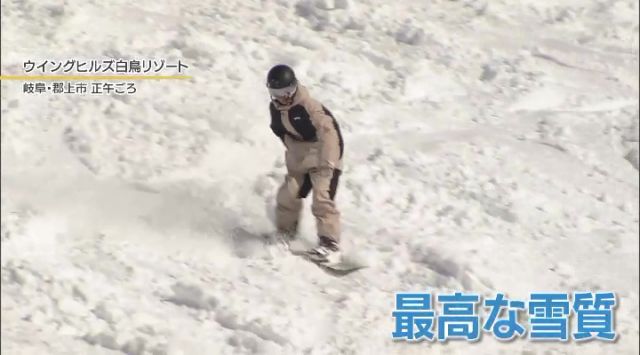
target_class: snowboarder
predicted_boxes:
[266,64,344,263]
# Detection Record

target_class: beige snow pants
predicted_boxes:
[275,147,341,242]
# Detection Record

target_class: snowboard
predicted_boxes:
[249,230,368,275]
[301,251,368,275]
[289,242,368,275]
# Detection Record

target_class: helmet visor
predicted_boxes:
[268,83,297,98]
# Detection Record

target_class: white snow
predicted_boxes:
[1,0,639,354]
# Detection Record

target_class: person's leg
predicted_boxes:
[275,172,312,237]
[309,168,341,244]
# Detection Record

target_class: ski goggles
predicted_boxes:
[268,83,297,98]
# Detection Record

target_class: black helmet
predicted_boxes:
[266,64,297,89]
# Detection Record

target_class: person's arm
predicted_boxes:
[270,123,286,144]
[269,103,287,147]
[306,100,341,169]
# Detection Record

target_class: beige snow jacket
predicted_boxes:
[269,85,344,172]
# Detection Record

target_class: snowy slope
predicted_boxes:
[1,0,639,354]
